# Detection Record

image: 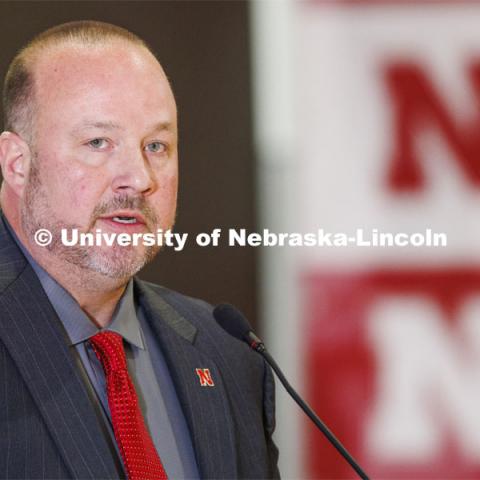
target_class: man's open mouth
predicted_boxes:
[111,216,138,224]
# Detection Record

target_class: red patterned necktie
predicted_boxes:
[90,331,168,480]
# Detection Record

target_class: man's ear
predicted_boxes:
[0,131,32,196]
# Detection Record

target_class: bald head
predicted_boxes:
[2,20,165,143]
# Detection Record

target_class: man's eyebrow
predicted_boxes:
[71,121,175,134]
[150,121,175,133]
[72,121,123,132]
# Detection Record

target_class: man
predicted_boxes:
[0,21,279,479]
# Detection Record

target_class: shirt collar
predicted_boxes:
[106,280,144,349]
[2,216,144,349]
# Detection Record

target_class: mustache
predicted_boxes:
[90,195,159,229]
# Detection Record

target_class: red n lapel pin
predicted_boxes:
[195,368,214,387]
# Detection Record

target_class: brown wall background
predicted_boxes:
[0,1,258,326]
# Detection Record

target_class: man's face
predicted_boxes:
[21,42,178,280]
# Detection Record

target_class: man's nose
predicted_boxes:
[111,147,156,195]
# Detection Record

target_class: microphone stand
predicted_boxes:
[256,343,370,480]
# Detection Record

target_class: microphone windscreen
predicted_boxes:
[213,303,252,341]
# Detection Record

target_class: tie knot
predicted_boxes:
[90,331,127,374]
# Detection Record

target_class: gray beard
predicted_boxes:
[20,164,161,280]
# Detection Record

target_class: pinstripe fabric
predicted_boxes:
[0,266,121,479]
[0,340,71,479]
[0,215,280,479]
[0,220,123,479]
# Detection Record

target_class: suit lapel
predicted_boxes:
[0,219,120,479]
[135,281,239,479]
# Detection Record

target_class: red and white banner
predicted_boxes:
[292,1,480,478]
[244,0,480,479]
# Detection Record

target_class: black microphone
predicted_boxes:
[213,303,370,480]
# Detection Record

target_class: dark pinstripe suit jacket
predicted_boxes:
[0,216,280,479]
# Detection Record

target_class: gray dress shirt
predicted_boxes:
[4,219,199,479]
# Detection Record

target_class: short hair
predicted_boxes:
[2,20,154,142]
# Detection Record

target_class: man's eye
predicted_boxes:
[88,138,109,149]
[145,142,167,153]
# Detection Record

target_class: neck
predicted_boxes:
[3,206,127,328]
[38,261,128,328]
